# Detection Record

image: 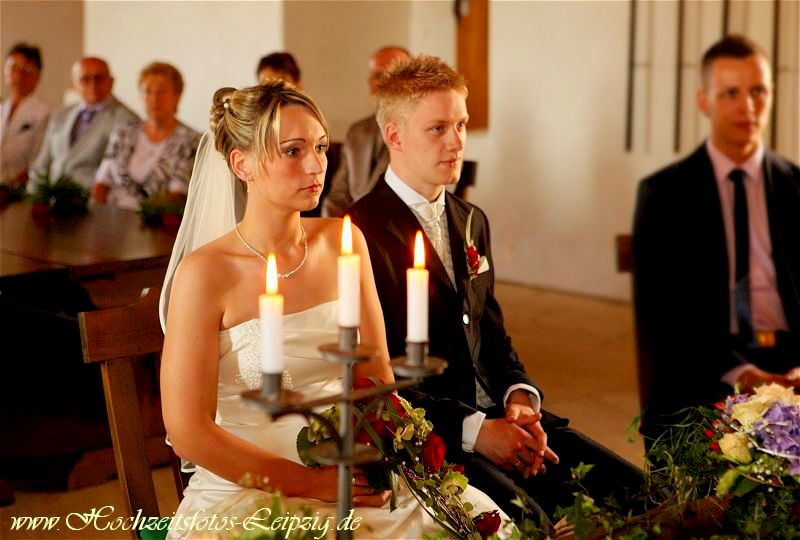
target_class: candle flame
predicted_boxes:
[413,231,425,269]
[266,253,278,294]
[342,215,353,255]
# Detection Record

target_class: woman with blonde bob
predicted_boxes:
[159,81,506,538]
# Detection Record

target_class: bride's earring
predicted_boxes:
[245,177,252,193]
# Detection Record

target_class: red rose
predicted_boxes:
[704,429,714,439]
[714,402,725,411]
[710,441,721,452]
[450,463,465,474]
[32,202,50,219]
[466,245,479,269]
[421,432,446,472]
[474,510,501,539]
[162,212,181,231]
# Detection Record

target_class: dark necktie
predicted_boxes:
[70,108,97,145]
[728,168,753,346]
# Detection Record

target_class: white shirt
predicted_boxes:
[385,166,541,452]
[0,95,50,183]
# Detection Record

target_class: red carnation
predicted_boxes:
[32,202,50,219]
[466,245,480,270]
[474,510,501,539]
[162,212,181,231]
[421,432,446,473]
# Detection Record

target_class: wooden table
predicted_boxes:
[0,200,176,489]
[1,200,175,279]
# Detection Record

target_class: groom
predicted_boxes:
[350,55,642,521]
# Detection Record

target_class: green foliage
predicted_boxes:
[138,195,184,227]
[31,175,88,214]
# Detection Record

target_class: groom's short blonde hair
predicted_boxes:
[375,55,468,130]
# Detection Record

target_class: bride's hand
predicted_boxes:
[301,466,390,507]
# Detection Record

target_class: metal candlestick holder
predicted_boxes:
[242,326,447,540]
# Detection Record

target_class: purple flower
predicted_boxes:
[753,402,800,475]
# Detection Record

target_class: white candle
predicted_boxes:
[338,215,361,327]
[259,253,284,374]
[406,231,429,342]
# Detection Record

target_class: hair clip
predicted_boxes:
[223,98,231,110]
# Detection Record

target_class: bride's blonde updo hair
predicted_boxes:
[210,80,328,175]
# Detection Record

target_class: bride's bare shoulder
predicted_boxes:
[173,233,238,291]
[303,217,344,249]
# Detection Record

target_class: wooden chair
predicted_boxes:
[455,160,477,200]
[615,234,655,415]
[79,287,187,522]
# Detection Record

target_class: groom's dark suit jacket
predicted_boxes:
[350,179,537,455]
[632,143,800,433]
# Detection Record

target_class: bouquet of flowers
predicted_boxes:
[30,175,89,216]
[296,377,501,539]
[645,383,800,539]
[138,195,184,230]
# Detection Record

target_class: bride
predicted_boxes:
[159,81,507,539]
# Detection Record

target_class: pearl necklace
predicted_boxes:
[234,224,308,279]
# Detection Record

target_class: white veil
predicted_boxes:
[159,130,246,331]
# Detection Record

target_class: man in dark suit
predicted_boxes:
[633,35,800,443]
[351,55,642,523]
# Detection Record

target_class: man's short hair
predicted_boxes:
[7,43,42,71]
[256,52,301,84]
[374,55,467,130]
[701,34,768,85]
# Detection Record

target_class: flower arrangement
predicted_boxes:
[138,195,184,230]
[296,377,501,539]
[0,183,26,208]
[641,383,800,539]
[30,175,89,216]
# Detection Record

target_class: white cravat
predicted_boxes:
[410,201,456,287]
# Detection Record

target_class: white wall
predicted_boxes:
[283,0,410,140]
[0,0,83,110]
[84,1,283,132]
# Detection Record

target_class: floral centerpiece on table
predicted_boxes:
[30,175,89,216]
[138,194,184,230]
[296,377,502,539]
[0,183,26,208]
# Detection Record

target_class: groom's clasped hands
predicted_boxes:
[474,390,560,479]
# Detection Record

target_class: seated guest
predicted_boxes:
[29,56,137,190]
[256,51,301,87]
[92,62,199,210]
[323,45,409,217]
[1,43,50,187]
[350,55,643,524]
[632,35,800,443]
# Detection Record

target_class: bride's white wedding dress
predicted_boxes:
[169,300,508,539]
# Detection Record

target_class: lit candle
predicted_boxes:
[259,253,284,374]
[406,231,429,342]
[338,216,361,327]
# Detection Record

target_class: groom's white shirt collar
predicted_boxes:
[385,165,447,208]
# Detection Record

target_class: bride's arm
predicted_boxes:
[351,225,394,383]
[161,252,349,501]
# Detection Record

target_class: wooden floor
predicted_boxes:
[0,282,644,538]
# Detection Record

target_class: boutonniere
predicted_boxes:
[464,209,487,279]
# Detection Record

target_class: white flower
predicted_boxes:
[719,432,752,464]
